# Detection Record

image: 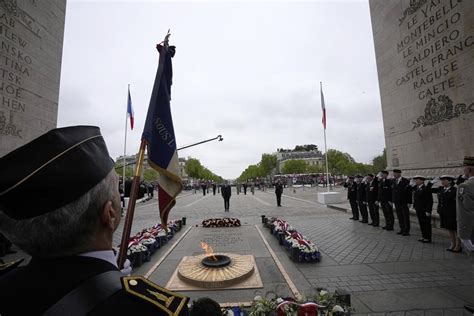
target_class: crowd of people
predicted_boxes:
[343,159,474,254]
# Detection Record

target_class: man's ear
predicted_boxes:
[100,201,116,230]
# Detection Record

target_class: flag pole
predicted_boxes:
[321,81,330,192]
[123,84,129,194]
[117,139,147,269]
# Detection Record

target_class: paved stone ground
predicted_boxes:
[4,186,473,315]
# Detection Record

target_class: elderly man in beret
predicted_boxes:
[0,126,189,315]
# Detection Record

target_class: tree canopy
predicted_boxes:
[184,157,224,182]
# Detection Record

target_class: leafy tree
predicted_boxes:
[306,163,324,174]
[185,158,203,179]
[371,148,387,173]
[260,154,277,175]
[143,168,158,182]
[114,165,133,178]
[281,159,308,174]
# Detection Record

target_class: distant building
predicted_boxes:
[275,147,323,173]
[178,157,188,181]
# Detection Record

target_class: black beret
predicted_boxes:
[463,156,474,166]
[0,126,115,220]
[367,173,374,177]
[348,176,354,179]
[381,170,389,175]
[393,169,402,173]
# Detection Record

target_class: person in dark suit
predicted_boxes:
[391,169,412,236]
[243,182,248,195]
[222,181,232,211]
[412,176,434,243]
[436,175,460,251]
[201,180,207,196]
[344,176,359,220]
[275,181,283,207]
[366,174,379,227]
[212,182,217,195]
[356,175,369,223]
[378,171,394,230]
[0,126,189,315]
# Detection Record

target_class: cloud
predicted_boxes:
[58,1,385,179]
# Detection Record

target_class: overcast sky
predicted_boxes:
[58,0,385,179]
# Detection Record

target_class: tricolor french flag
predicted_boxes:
[142,44,182,228]
[127,87,134,130]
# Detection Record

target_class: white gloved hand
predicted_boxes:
[409,179,416,186]
[425,212,431,217]
[114,248,132,276]
[120,258,132,276]
[429,177,440,184]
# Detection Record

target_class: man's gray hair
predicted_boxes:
[0,170,119,257]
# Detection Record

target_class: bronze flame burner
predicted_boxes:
[201,254,231,268]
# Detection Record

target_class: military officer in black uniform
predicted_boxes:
[344,176,359,220]
[378,171,394,230]
[275,180,283,207]
[366,174,379,227]
[412,175,434,243]
[356,175,369,223]
[391,169,412,236]
[222,181,232,211]
[436,175,460,251]
[0,126,189,315]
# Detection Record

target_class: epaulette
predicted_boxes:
[0,258,23,276]
[122,276,188,315]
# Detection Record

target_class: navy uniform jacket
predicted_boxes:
[356,182,366,202]
[391,177,412,204]
[437,186,457,215]
[275,183,283,195]
[377,178,392,202]
[0,256,189,316]
[413,183,433,213]
[344,181,357,201]
[366,179,379,203]
[222,185,232,198]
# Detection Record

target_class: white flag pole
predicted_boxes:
[123,84,129,187]
[321,82,330,192]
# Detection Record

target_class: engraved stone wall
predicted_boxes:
[369,0,474,176]
[0,0,66,157]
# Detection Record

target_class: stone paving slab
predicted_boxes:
[356,288,466,312]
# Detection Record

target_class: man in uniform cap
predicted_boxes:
[391,169,412,236]
[457,156,474,314]
[343,176,359,220]
[411,175,434,243]
[365,174,379,227]
[356,175,369,223]
[377,171,394,230]
[0,126,189,315]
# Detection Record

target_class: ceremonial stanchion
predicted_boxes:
[117,140,147,269]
